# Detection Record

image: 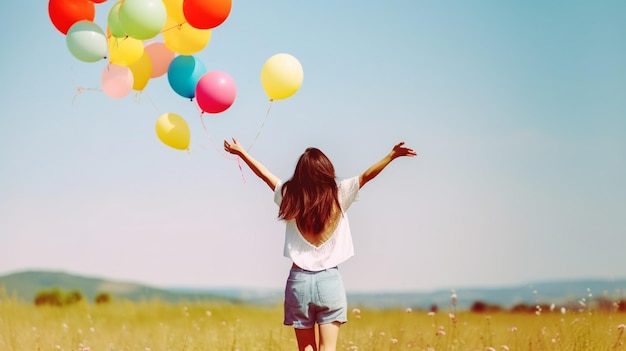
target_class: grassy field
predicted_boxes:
[1,295,625,351]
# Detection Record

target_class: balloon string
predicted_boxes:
[198,112,247,184]
[70,65,101,105]
[134,91,160,111]
[247,100,274,152]
[161,21,189,34]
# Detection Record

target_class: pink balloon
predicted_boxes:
[145,42,175,78]
[101,64,133,98]
[195,70,236,113]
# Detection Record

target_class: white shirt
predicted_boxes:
[274,177,360,271]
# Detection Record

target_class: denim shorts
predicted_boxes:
[283,266,347,329]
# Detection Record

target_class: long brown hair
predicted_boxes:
[278,148,340,235]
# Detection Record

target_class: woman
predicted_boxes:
[223,138,416,351]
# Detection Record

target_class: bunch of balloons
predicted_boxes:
[49,0,304,151]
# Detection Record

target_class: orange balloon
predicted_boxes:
[183,0,231,29]
[144,42,175,78]
[48,0,95,34]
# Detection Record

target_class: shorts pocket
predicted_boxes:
[285,278,306,308]
[316,276,346,308]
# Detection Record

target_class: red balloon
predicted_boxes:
[48,0,95,34]
[90,0,107,3]
[195,71,236,114]
[183,0,232,29]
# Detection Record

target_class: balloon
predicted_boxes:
[162,18,211,55]
[48,0,95,35]
[156,113,190,150]
[129,50,152,91]
[108,35,144,66]
[167,55,206,99]
[260,53,304,101]
[195,71,236,114]
[163,0,185,23]
[107,1,126,38]
[66,20,107,62]
[183,0,231,29]
[91,0,107,3]
[101,64,134,98]
[144,42,174,78]
[119,0,167,40]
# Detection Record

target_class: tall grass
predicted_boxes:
[1,293,624,350]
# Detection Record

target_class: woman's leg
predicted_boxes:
[318,321,341,351]
[294,327,317,351]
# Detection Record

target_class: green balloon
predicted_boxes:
[66,20,107,63]
[119,0,167,40]
[107,2,126,39]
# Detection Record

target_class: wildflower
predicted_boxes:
[89,327,95,333]
[352,308,361,314]
[560,307,566,314]
[550,303,556,312]
[205,310,212,317]
[508,327,518,332]
[449,313,457,323]
[486,347,496,351]
[391,338,398,344]
[450,289,458,306]
[405,307,413,313]
[436,326,446,336]
[618,324,626,331]
[427,311,435,317]
[501,346,510,351]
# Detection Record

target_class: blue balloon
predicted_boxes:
[167,55,207,99]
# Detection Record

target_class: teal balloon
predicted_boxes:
[107,2,126,38]
[66,20,107,63]
[167,55,207,99]
[119,0,166,40]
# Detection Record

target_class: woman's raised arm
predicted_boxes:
[359,141,417,188]
[224,137,279,191]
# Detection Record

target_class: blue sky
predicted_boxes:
[1,1,624,293]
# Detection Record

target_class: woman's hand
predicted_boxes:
[390,141,417,159]
[224,137,245,156]
[223,137,279,190]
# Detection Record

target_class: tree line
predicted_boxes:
[34,288,111,306]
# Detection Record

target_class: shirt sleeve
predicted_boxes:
[274,180,284,206]
[338,176,360,211]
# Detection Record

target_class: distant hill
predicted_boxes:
[0,270,227,304]
[348,278,626,310]
[1,270,625,309]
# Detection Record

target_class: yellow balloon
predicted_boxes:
[260,53,304,101]
[129,50,152,91]
[156,113,190,150]
[108,35,144,66]
[162,18,211,55]
[163,0,185,23]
